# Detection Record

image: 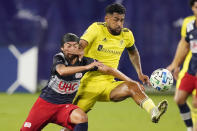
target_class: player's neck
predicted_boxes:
[106,26,121,36]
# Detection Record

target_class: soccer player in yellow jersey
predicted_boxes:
[73,3,168,124]
[167,0,197,131]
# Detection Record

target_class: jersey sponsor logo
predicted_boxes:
[24,122,31,128]
[49,75,80,94]
[190,40,197,53]
[58,81,79,94]
[97,44,121,55]
[75,73,82,78]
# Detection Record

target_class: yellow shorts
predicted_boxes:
[73,80,124,112]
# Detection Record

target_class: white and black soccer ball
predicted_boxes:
[150,68,173,91]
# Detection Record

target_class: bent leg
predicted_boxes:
[110,81,147,105]
[70,108,88,124]
[70,108,88,131]
[108,81,168,123]
[56,105,88,131]
[20,97,55,131]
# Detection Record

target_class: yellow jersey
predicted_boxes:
[176,16,195,88]
[81,22,135,81]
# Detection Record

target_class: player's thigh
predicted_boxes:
[73,93,98,113]
[54,104,79,130]
[97,81,124,102]
[21,97,55,131]
[175,73,196,104]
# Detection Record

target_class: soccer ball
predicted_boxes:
[150,68,173,91]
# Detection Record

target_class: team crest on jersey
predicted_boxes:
[97,45,103,51]
[75,73,82,78]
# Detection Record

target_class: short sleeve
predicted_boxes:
[52,54,66,73]
[125,29,135,48]
[181,18,188,38]
[181,16,195,38]
[81,22,98,45]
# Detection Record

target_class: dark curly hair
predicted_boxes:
[105,3,126,15]
[189,0,197,7]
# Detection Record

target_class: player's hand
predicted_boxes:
[166,64,174,72]
[85,61,103,70]
[138,73,151,86]
[166,64,179,80]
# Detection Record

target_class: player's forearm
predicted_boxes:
[127,49,143,76]
[100,66,133,82]
[56,65,88,76]
[110,68,134,82]
[171,38,190,67]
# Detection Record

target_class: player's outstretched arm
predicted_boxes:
[127,47,150,85]
[56,61,102,76]
[97,64,134,82]
[167,37,190,72]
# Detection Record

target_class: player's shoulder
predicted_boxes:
[53,52,66,62]
[91,22,106,27]
[122,28,134,37]
[183,16,195,27]
[183,16,195,22]
[54,52,64,58]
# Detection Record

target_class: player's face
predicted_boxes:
[61,42,79,59]
[105,12,125,35]
[192,2,197,16]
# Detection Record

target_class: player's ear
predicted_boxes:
[60,47,64,51]
[105,15,109,22]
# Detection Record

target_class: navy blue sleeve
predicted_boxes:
[51,55,66,73]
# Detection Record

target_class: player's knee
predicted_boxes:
[76,114,88,123]
[70,108,88,124]
[125,81,142,94]
[174,95,185,105]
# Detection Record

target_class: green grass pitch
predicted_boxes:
[0,93,188,131]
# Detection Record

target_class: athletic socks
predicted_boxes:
[141,98,156,113]
[178,103,193,129]
[74,122,88,131]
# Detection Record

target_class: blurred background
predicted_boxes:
[0,0,194,131]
